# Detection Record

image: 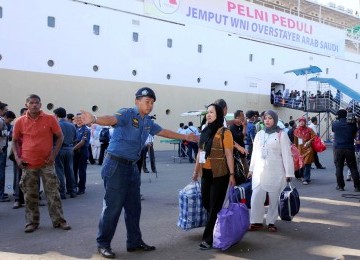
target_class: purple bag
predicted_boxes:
[213,188,250,251]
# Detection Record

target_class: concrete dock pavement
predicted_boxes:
[1,148,360,259]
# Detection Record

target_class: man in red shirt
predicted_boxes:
[12,94,71,233]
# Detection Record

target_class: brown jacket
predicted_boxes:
[294,127,316,164]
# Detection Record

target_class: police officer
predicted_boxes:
[332,109,360,192]
[73,118,90,195]
[75,87,198,259]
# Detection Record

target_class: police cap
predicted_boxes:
[135,87,156,101]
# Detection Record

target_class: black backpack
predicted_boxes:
[99,128,110,143]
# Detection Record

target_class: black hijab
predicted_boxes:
[199,104,224,158]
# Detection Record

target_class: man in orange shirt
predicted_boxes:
[12,94,71,233]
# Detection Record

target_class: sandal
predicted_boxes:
[268,224,278,232]
[248,223,264,231]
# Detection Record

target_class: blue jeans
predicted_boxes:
[96,156,142,249]
[0,151,7,199]
[55,149,76,196]
[302,164,311,182]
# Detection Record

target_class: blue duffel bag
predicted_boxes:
[278,182,300,221]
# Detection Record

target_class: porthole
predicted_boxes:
[92,105,98,112]
[0,54,2,61]
[224,81,228,86]
[132,70,137,76]
[197,77,201,83]
[166,109,171,115]
[166,74,171,80]
[47,60,54,67]
[47,103,54,110]
[93,65,99,72]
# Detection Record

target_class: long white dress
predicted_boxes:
[249,129,295,225]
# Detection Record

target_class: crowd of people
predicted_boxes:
[272,88,360,115]
[1,89,360,258]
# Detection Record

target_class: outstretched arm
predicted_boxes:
[157,129,199,143]
[74,110,118,127]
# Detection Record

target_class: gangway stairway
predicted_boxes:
[274,66,360,142]
[273,77,360,118]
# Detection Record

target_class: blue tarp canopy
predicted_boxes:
[308,77,360,102]
[284,65,322,76]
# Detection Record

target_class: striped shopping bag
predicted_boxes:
[177,181,208,230]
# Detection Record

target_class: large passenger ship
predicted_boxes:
[1,0,360,148]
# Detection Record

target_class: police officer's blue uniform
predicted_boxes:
[73,125,90,194]
[96,106,162,250]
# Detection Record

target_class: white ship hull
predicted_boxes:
[1,0,359,148]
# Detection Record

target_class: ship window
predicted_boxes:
[198,44,202,53]
[197,77,201,83]
[166,74,171,80]
[92,105,98,112]
[47,16,55,28]
[0,7,2,18]
[356,73,358,80]
[166,109,171,115]
[93,65,99,72]
[224,81,228,86]
[326,68,329,74]
[271,58,275,65]
[93,25,100,35]
[0,54,2,61]
[46,103,54,110]
[132,70,137,76]
[249,54,253,62]
[47,60,54,67]
[167,38,172,48]
[133,32,139,42]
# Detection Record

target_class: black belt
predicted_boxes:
[107,154,138,165]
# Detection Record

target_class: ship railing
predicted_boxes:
[273,94,359,116]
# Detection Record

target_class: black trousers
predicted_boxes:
[334,148,360,189]
[187,142,199,163]
[313,152,323,168]
[142,144,156,172]
[201,169,229,244]
[98,142,109,165]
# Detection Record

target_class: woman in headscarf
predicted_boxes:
[248,110,294,232]
[192,103,236,250]
[294,117,316,185]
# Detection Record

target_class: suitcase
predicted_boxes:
[278,182,300,221]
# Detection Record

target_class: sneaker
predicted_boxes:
[336,186,345,191]
[24,224,39,233]
[302,181,309,185]
[199,241,212,250]
[13,201,22,209]
[54,222,71,230]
